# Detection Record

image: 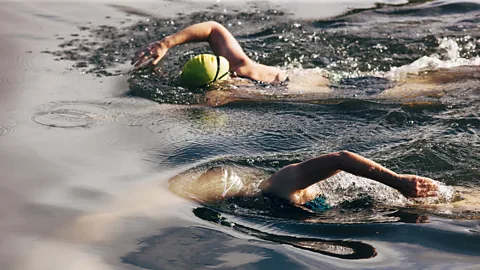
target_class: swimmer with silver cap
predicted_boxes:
[185,151,439,206]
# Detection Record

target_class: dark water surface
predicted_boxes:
[0,1,479,269]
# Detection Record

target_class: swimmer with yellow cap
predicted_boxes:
[132,21,287,86]
[180,54,230,88]
[132,20,476,101]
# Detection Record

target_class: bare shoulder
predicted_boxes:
[259,164,301,199]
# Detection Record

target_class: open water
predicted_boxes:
[0,0,479,269]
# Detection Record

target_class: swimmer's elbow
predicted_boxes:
[205,21,225,32]
[190,21,225,40]
[336,150,356,162]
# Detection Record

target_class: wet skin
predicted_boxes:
[132,23,439,205]
[132,21,286,83]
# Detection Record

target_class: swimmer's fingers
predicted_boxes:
[132,42,158,65]
[398,175,439,198]
[133,55,155,68]
[416,179,438,197]
[418,179,438,191]
[417,188,438,197]
[131,53,149,67]
[151,55,163,66]
[131,46,150,65]
[131,51,144,64]
[132,42,167,68]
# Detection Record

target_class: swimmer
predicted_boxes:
[131,21,293,84]
[192,151,438,205]
[132,21,479,105]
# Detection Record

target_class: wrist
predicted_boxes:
[386,173,403,190]
[160,36,173,49]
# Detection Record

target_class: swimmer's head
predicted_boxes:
[180,54,230,88]
[193,167,244,201]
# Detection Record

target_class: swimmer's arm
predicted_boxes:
[132,21,285,82]
[259,151,438,204]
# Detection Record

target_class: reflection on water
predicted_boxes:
[192,207,377,260]
[122,226,305,270]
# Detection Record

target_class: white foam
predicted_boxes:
[316,172,409,207]
[317,172,456,207]
[387,37,480,79]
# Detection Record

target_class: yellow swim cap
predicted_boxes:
[180,54,230,88]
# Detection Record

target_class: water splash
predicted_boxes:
[315,172,408,207]
[387,37,480,79]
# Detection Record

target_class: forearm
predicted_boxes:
[262,150,437,202]
[162,21,250,69]
[296,151,400,190]
[335,151,401,188]
[162,21,216,49]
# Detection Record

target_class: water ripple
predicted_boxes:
[0,118,21,137]
[32,101,111,128]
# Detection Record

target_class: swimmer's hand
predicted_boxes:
[395,175,438,198]
[131,39,169,68]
